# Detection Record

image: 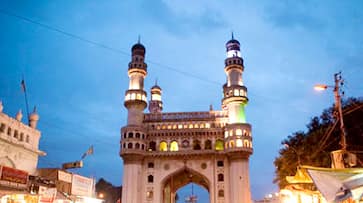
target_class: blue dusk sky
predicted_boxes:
[0,0,362,201]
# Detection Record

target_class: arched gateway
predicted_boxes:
[120,35,253,203]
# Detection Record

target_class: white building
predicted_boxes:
[0,102,45,175]
[120,36,253,203]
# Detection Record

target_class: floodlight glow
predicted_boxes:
[314,84,328,91]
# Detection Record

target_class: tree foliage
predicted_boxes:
[95,178,122,203]
[274,97,363,189]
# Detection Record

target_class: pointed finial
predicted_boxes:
[32,106,37,113]
[29,106,39,129]
[15,109,23,121]
[155,78,158,86]
[138,35,141,44]
[0,101,3,113]
[209,104,213,111]
[231,31,234,40]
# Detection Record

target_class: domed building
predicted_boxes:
[120,35,253,203]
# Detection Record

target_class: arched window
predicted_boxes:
[218,174,224,182]
[149,141,156,151]
[215,140,224,151]
[142,134,145,139]
[136,133,140,138]
[148,175,154,183]
[205,140,212,150]
[123,143,126,149]
[128,143,133,149]
[244,140,250,147]
[236,139,243,147]
[142,144,145,150]
[123,133,126,139]
[128,132,134,138]
[135,143,140,149]
[236,129,242,136]
[170,141,179,151]
[230,140,235,148]
[0,123,5,133]
[159,141,168,151]
[148,162,154,168]
[26,135,30,143]
[218,190,224,197]
[193,140,201,150]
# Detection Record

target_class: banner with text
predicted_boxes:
[0,165,28,189]
[71,174,93,196]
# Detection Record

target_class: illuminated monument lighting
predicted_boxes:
[120,35,253,203]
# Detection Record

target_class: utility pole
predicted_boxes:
[333,72,347,150]
[315,72,357,168]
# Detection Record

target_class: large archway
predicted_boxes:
[176,183,209,203]
[162,167,210,203]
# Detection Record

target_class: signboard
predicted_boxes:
[62,161,83,169]
[58,170,72,183]
[0,165,28,184]
[71,174,93,196]
[38,186,57,203]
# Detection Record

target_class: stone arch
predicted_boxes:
[0,156,16,168]
[204,139,212,150]
[161,167,211,203]
[193,139,201,150]
[159,141,168,151]
[170,140,179,151]
[149,141,156,151]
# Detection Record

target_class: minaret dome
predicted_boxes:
[148,80,163,113]
[226,33,241,58]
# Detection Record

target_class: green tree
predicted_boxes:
[95,178,122,203]
[274,98,363,189]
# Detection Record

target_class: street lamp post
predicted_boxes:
[314,72,355,168]
[314,72,347,150]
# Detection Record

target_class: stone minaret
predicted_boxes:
[120,40,148,203]
[29,107,39,129]
[222,34,253,203]
[148,81,163,113]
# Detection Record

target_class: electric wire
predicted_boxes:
[0,8,221,86]
[2,8,362,164]
[0,7,331,114]
[311,102,363,157]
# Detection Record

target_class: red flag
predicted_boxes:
[21,79,26,92]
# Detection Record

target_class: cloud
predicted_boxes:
[263,0,327,30]
[140,0,227,36]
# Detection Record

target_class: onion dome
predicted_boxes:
[226,33,241,52]
[29,110,39,121]
[131,43,145,52]
[15,109,23,121]
[131,36,146,55]
[151,84,161,91]
[29,106,39,129]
